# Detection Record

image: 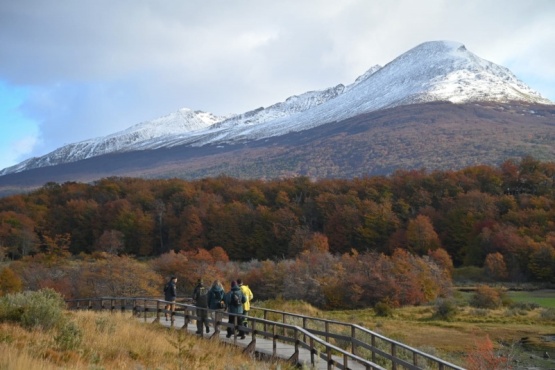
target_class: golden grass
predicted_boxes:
[0,310,294,370]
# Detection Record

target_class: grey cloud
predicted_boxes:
[0,0,554,162]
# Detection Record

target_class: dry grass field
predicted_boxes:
[257,295,555,369]
[0,310,294,370]
[2,292,554,369]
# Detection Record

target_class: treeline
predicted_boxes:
[1,245,452,309]
[1,156,554,283]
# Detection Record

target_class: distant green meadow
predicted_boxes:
[506,290,555,309]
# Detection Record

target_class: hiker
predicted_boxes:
[192,278,210,334]
[163,276,177,321]
[237,278,253,332]
[224,280,247,339]
[208,279,226,311]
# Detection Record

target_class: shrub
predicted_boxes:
[465,335,509,370]
[539,308,555,321]
[55,320,83,350]
[0,267,23,296]
[470,285,504,309]
[0,289,66,330]
[433,299,458,321]
[374,300,394,317]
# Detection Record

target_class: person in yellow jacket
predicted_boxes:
[237,278,253,332]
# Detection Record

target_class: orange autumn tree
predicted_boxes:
[406,214,441,254]
[484,252,508,281]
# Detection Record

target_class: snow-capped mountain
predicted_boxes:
[0,108,222,175]
[0,40,551,176]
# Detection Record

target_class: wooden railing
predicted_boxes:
[66,297,465,370]
[251,306,465,370]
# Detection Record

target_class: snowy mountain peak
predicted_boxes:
[1,40,552,176]
[387,40,550,105]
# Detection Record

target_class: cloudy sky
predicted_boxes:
[1,0,554,171]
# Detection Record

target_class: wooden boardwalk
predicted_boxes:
[155,314,371,370]
[67,297,466,370]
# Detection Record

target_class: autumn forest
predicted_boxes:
[1,156,554,309]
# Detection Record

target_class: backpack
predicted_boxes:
[164,283,170,294]
[230,291,241,307]
[196,286,208,307]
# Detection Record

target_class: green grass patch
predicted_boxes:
[506,290,555,309]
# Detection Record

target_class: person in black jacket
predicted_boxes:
[192,278,210,334]
[163,276,177,321]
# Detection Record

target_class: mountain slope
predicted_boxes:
[1,101,554,198]
[0,108,222,175]
[1,40,551,177]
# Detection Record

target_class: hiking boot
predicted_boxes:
[205,327,210,333]
[240,335,246,340]
[226,332,232,338]
[195,331,202,334]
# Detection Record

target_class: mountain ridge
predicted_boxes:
[1,40,551,177]
[0,40,553,196]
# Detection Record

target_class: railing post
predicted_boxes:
[391,342,397,370]
[155,300,161,323]
[289,329,299,364]
[303,316,308,344]
[143,299,147,322]
[273,323,277,357]
[413,351,418,367]
[170,303,175,327]
[214,310,220,334]
[282,312,286,337]
[310,336,315,365]
[351,325,356,356]
[326,346,332,370]
[371,334,376,364]
[325,321,330,343]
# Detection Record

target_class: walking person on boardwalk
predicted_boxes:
[237,278,253,332]
[208,279,226,311]
[192,278,210,334]
[163,276,177,321]
[224,280,246,339]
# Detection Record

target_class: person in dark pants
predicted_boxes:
[192,278,210,334]
[224,280,246,339]
[163,276,177,321]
